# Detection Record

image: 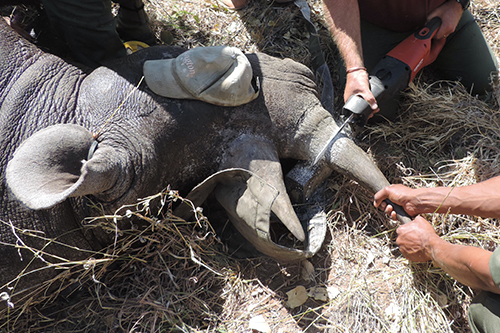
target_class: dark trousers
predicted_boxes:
[41,0,150,68]
[468,291,500,333]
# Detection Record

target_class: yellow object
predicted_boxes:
[124,41,150,54]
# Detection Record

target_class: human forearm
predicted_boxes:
[322,0,377,109]
[416,176,500,218]
[375,176,500,219]
[322,0,363,68]
[428,237,499,293]
[397,217,500,293]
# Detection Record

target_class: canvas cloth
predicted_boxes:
[173,168,326,262]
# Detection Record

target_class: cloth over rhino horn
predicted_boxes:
[174,169,327,262]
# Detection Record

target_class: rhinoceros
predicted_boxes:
[0,17,401,303]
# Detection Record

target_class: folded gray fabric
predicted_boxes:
[174,168,326,262]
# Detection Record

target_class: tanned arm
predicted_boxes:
[374,175,500,219]
[397,216,500,294]
[322,0,378,111]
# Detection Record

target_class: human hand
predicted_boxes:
[396,216,438,262]
[374,184,421,220]
[344,69,379,117]
[427,0,463,40]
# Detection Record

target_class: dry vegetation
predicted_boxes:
[1,0,500,332]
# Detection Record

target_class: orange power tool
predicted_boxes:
[313,17,443,165]
[312,17,443,223]
[343,16,443,124]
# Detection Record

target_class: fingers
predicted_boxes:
[395,216,434,262]
[434,24,452,40]
[388,206,398,220]
[373,186,390,208]
[362,92,379,113]
[374,185,414,221]
[355,86,379,113]
[381,204,398,221]
[374,190,398,220]
[380,200,396,218]
[427,1,462,39]
[344,68,380,119]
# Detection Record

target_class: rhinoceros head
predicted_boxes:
[2,37,328,263]
[5,121,325,262]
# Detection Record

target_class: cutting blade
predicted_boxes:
[313,113,355,165]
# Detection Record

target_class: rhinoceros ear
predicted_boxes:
[6,124,119,210]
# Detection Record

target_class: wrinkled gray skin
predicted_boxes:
[0,18,392,300]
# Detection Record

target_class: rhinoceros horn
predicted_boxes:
[6,124,120,210]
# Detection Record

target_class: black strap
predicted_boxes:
[294,0,335,114]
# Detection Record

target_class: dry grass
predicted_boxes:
[1,0,500,332]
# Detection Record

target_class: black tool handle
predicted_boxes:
[414,16,442,40]
[384,199,413,224]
